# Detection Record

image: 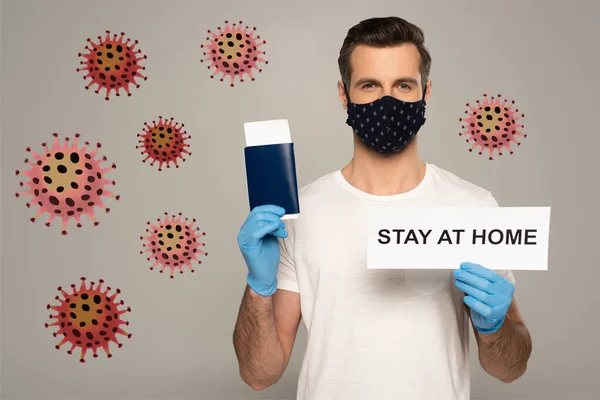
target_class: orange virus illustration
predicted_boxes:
[459,94,526,160]
[140,212,207,279]
[45,277,131,363]
[77,30,147,100]
[15,133,119,235]
[136,116,191,171]
[201,20,268,87]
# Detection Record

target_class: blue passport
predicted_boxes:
[244,142,300,217]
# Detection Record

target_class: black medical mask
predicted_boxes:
[345,88,427,154]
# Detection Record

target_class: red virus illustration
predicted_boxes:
[201,20,268,87]
[45,277,131,363]
[140,212,208,279]
[77,30,147,100]
[15,133,119,235]
[136,116,191,171]
[459,94,526,160]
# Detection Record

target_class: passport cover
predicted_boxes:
[244,142,300,216]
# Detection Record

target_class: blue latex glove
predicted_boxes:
[237,205,288,297]
[453,262,514,334]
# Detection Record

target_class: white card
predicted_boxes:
[244,119,291,147]
[367,207,551,270]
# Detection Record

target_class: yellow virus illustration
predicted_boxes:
[140,212,207,279]
[77,30,147,100]
[136,116,191,171]
[459,93,526,160]
[45,277,131,363]
[15,133,119,235]
[201,20,268,87]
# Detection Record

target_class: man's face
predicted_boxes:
[339,43,430,108]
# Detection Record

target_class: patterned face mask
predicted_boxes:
[345,93,427,154]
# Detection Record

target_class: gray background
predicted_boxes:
[1,0,599,399]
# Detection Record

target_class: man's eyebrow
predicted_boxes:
[354,77,379,86]
[396,77,419,85]
[353,77,419,86]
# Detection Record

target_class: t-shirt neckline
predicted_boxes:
[333,163,431,202]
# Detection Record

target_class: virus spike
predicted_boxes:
[77,30,148,100]
[136,116,191,171]
[59,286,70,298]
[201,20,268,87]
[45,277,131,362]
[458,94,526,160]
[15,133,119,235]
[79,347,88,363]
[55,336,71,349]
[140,212,207,278]
[29,208,44,223]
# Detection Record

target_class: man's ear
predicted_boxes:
[424,80,432,103]
[337,80,348,110]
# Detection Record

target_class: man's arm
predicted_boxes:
[233,286,302,391]
[472,296,532,383]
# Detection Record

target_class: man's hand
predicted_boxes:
[237,205,288,297]
[453,261,514,334]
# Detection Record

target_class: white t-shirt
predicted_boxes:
[276,163,515,400]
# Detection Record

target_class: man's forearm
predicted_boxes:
[233,285,286,390]
[475,315,532,383]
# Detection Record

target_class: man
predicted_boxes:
[233,16,532,400]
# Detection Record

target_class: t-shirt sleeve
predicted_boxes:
[276,219,300,293]
[484,191,516,285]
[495,268,516,285]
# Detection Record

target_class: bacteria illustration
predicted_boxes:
[201,20,268,87]
[77,30,147,100]
[15,133,119,235]
[140,212,207,278]
[45,277,131,363]
[459,94,526,160]
[136,116,191,171]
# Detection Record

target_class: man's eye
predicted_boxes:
[399,84,411,90]
[362,83,375,89]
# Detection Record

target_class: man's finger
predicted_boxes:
[252,212,283,225]
[251,205,286,216]
[453,269,494,294]
[455,280,490,305]
[460,261,504,283]
[271,226,288,239]
[464,295,492,318]
[252,221,282,241]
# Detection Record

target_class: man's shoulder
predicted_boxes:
[297,170,339,200]
[427,163,498,206]
[288,170,343,218]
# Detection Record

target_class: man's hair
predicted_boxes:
[337,16,432,100]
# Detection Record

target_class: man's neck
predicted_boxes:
[341,137,426,196]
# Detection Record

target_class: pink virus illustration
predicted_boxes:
[201,20,268,87]
[45,277,131,363]
[459,94,527,160]
[15,133,119,235]
[140,212,207,279]
[77,30,147,100]
[136,116,191,171]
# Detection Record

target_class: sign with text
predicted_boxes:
[367,207,551,270]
